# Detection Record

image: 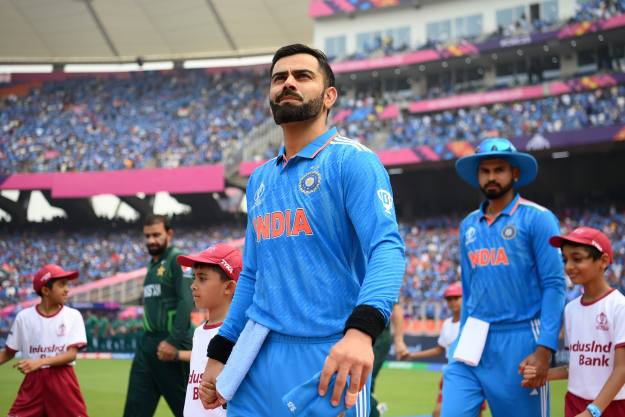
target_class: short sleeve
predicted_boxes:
[613,296,625,349]
[66,309,88,350]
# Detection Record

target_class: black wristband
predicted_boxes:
[206,335,235,364]
[344,304,386,344]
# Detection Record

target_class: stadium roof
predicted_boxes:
[0,0,313,64]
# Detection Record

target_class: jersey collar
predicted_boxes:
[480,193,522,223]
[276,127,338,165]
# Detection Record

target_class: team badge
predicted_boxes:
[156,264,166,277]
[596,312,609,331]
[57,323,66,337]
[377,189,394,215]
[299,171,321,194]
[465,227,476,245]
[501,224,517,240]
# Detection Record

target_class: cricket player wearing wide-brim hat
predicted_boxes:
[442,137,566,417]
[455,137,538,188]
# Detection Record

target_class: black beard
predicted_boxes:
[147,242,167,256]
[480,180,514,200]
[269,92,324,125]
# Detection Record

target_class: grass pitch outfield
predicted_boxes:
[0,359,567,417]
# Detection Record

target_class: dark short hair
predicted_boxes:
[193,263,230,282]
[562,242,603,261]
[38,279,56,296]
[144,214,171,231]
[270,44,335,89]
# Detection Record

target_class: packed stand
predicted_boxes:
[569,0,625,23]
[0,224,244,308]
[2,207,624,316]
[384,84,625,149]
[0,69,269,174]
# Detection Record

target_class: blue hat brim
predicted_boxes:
[455,151,538,188]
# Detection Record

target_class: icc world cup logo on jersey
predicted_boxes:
[57,323,66,337]
[596,312,609,331]
[299,171,321,194]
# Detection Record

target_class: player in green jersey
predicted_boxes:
[122,215,194,417]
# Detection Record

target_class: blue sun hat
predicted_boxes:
[455,138,538,189]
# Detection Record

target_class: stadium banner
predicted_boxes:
[309,0,413,18]
[239,123,625,176]
[0,165,225,197]
[330,14,625,74]
[512,123,625,150]
[409,73,625,114]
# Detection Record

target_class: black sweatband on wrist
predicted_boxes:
[206,335,235,364]
[344,304,387,344]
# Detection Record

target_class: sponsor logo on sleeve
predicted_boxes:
[377,189,394,215]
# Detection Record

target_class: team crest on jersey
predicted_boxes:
[57,323,66,337]
[156,263,166,277]
[465,227,477,244]
[596,312,609,331]
[377,189,394,215]
[501,223,517,240]
[299,170,321,194]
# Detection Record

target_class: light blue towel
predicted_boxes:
[216,319,270,401]
[282,371,350,416]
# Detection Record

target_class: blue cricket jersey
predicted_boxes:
[219,127,405,341]
[458,194,566,351]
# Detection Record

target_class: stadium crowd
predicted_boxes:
[4,70,624,174]
[2,208,624,315]
[0,224,244,308]
[0,69,269,174]
[328,0,625,62]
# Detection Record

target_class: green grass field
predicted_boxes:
[0,359,567,416]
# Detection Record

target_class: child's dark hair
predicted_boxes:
[562,242,603,261]
[37,279,56,296]
[194,263,230,282]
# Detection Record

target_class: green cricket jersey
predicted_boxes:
[142,246,193,349]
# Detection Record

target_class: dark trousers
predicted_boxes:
[122,332,189,417]
[370,326,392,417]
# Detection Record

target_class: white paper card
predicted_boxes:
[452,316,490,366]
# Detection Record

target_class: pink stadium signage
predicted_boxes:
[0,165,225,197]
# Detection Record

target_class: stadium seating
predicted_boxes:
[0,69,269,174]
[2,210,624,312]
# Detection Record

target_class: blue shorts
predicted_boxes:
[228,332,371,417]
[441,319,549,417]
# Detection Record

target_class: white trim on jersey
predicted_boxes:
[331,137,373,153]
[519,199,548,212]
[529,318,548,417]
[540,384,549,417]
[530,318,541,342]
[356,382,368,417]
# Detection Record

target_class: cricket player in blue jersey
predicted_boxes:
[441,138,566,417]
[198,44,405,417]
